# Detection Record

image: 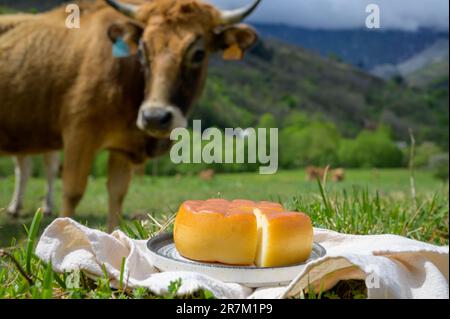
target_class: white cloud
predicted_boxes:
[208,0,449,31]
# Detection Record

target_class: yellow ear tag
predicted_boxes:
[223,44,244,61]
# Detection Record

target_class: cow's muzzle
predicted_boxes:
[137,105,187,138]
[142,108,173,129]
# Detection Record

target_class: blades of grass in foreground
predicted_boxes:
[100,264,112,296]
[25,210,43,274]
[317,178,332,216]
[120,221,139,239]
[133,220,148,239]
[166,279,182,299]
[42,261,54,299]
[53,271,67,289]
[0,249,34,285]
[119,257,126,292]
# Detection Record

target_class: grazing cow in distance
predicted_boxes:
[305,166,327,181]
[199,169,215,181]
[331,168,345,182]
[0,0,261,230]
[305,166,346,183]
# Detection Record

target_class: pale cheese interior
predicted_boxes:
[252,208,313,267]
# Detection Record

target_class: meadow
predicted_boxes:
[0,168,448,246]
[0,168,448,298]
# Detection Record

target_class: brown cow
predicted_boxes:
[199,168,215,181]
[305,166,327,181]
[331,168,345,182]
[305,166,345,183]
[0,0,261,230]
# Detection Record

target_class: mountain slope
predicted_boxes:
[199,39,383,133]
[406,60,449,88]
[254,23,448,70]
[372,39,449,86]
[403,40,449,88]
[196,38,448,147]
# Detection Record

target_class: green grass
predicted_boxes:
[0,168,446,245]
[0,168,448,299]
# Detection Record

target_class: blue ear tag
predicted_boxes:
[112,37,131,58]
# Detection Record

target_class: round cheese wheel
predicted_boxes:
[174,199,313,267]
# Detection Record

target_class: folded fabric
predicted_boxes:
[36,218,449,299]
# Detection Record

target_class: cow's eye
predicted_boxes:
[191,49,206,65]
[186,38,206,67]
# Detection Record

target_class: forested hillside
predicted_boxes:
[199,39,449,148]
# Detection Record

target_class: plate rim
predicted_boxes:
[146,232,326,270]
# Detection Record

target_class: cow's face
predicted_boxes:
[106,0,260,138]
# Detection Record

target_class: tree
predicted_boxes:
[413,142,443,168]
[257,113,277,129]
[339,127,403,168]
[280,121,341,168]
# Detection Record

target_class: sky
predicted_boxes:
[209,0,450,31]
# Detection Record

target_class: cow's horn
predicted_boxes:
[105,0,139,18]
[218,0,262,25]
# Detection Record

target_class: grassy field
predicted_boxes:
[0,168,447,244]
[0,168,448,299]
[0,168,448,246]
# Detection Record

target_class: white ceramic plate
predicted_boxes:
[146,233,326,288]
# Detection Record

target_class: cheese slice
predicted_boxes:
[253,207,313,267]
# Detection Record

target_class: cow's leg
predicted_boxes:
[7,156,32,217]
[42,151,60,217]
[107,151,133,232]
[61,139,97,218]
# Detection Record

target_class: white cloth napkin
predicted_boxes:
[35,218,449,299]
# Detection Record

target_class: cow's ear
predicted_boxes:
[213,24,258,61]
[107,22,143,57]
